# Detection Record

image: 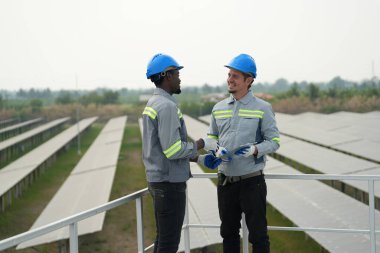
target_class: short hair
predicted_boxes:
[242,72,253,80]
[150,69,176,86]
[242,72,254,88]
[150,74,164,86]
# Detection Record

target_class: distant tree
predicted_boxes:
[327,76,354,89]
[119,88,129,96]
[215,84,224,93]
[307,83,320,101]
[273,78,290,93]
[79,91,102,105]
[288,83,300,97]
[102,90,119,104]
[41,88,52,98]
[201,83,213,94]
[16,89,27,99]
[56,92,73,104]
[29,88,37,99]
[30,99,43,112]
[327,87,338,98]
[0,94,4,109]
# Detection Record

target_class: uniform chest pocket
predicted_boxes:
[238,117,260,141]
[216,117,231,133]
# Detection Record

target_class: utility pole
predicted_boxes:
[76,73,81,155]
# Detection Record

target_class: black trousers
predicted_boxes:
[217,175,270,253]
[148,182,186,253]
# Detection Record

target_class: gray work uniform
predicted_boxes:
[142,88,197,182]
[208,91,280,176]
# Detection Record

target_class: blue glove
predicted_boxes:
[234,144,256,157]
[198,154,222,170]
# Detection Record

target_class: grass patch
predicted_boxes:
[0,124,102,252]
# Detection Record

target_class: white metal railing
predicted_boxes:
[0,188,150,253]
[0,173,379,253]
[189,173,380,253]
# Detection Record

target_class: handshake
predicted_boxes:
[197,137,257,170]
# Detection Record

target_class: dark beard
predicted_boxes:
[174,88,181,94]
[228,89,236,94]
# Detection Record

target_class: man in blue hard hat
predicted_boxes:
[142,53,226,253]
[207,53,280,253]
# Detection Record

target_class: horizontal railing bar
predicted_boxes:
[185,224,220,229]
[268,226,374,234]
[186,223,380,234]
[0,188,149,251]
[144,243,154,251]
[192,173,380,181]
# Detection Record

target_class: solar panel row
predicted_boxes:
[17,116,126,249]
[0,117,70,166]
[0,117,43,141]
[0,117,97,212]
[0,118,16,129]
[276,112,380,163]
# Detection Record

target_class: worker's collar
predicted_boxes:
[154,87,178,104]
[227,89,253,105]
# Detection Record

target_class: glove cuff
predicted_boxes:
[197,154,205,165]
[203,137,217,151]
[246,145,256,157]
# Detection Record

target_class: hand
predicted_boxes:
[197,154,222,170]
[234,144,256,158]
[203,137,218,152]
[213,146,230,159]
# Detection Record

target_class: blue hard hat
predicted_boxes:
[146,53,184,79]
[225,54,257,78]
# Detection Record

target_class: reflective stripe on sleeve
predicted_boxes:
[272,137,280,143]
[163,140,182,158]
[177,108,183,119]
[142,107,158,120]
[207,134,219,140]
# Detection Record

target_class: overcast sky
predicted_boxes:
[0,0,379,91]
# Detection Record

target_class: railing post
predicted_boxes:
[69,222,78,253]
[136,197,144,253]
[242,213,249,253]
[368,179,376,253]
[184,187,191,253]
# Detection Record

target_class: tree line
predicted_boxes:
[1,76,379,114]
